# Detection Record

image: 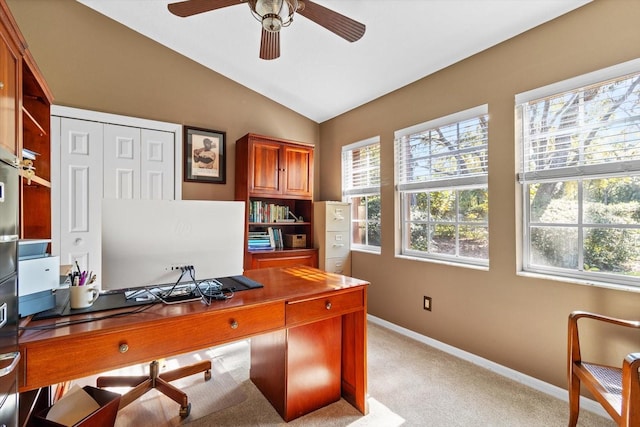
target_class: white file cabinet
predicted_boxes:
[314,201,351,276]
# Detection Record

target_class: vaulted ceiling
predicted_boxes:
[77,0,591,123]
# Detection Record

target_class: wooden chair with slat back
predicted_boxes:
[568,311,640,427]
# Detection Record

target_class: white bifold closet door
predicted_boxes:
[55,116,175,286]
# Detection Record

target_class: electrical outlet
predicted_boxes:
[423,296,432,311]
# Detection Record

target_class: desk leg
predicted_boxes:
[341,309,368,415]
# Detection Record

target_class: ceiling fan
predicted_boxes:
[167,0,366,60]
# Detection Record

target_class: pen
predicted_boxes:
[75,260,82,274]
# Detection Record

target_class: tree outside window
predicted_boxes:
[518,64,640,287]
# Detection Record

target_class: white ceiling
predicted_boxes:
[76,0,591,123]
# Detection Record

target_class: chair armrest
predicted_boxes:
[568,312,640,366]
[570,311,640,329]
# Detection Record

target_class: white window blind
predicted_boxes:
[518,66,640,182]
[342,137,380,197]
[395,105,488,192]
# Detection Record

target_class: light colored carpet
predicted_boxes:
[185,322,615,427]
[71,347,247,426]
[74,322,615,426]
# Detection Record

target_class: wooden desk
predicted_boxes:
[18,266,368,421]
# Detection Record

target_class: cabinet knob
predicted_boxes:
[0,81,4,90]
[230,319,239,329]
[74,238,83,246]
[119,343,129,353]
[325,301,332,310]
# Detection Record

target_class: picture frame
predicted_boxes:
[184,126,226,184]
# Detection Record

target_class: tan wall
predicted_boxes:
[6,0,320,202]
[8,0,640,393]
[319,0,640,390]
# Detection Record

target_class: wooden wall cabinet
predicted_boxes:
[0,1,52,237]
[1,0,52,241]
[20,53,52,240]
[235,133,317,270]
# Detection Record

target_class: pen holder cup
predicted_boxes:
[69,285,99,310]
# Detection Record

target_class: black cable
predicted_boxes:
[188,267,234,304]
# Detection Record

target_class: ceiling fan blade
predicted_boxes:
[259,29,280,60]
[297,1,365,42]
[167,0,242,18]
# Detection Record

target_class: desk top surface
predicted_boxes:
[19,266,369,345]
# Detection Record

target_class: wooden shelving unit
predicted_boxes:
[235,133,318,270]
[19,51,53,240]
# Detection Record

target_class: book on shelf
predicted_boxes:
[248,245,275,251]
[249,201,291,223]
[267,227,276,248]
[267,226,284,249]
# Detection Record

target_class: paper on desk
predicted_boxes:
[46,384,101,426]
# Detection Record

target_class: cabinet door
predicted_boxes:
[249,139,282,196]
[0,27,19,155]
[282,145,312,198]
[59,118,103,278]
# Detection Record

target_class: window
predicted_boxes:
[395,105,489,266]
[516,60,640,288]
[342,137,381,252]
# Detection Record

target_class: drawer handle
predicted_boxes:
[230,320,239,329]
[0,352,20,377]
[0,303,7,329]
[325,301,332,310]
[119,343,129,354]
[332,243,345,248]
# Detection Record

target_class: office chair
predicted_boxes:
[96,358,212,418]
[568,311,640,427]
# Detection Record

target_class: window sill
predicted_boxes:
[351,246,381,255]
[395,254,489,271]
[517,271,640,294]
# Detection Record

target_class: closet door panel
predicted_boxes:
[103,124,140,200]
[141,129,174,200]
[59,118,103,277]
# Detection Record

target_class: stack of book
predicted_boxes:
[247,228,285,251]
[248,231,273,251]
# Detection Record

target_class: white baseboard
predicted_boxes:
[367,314,608,419]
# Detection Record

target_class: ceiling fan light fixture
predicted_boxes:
[262,14,282,32]
[250,0,298,32]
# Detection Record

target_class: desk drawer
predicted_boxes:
[286,289,363,326]
[21,302,284,390]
